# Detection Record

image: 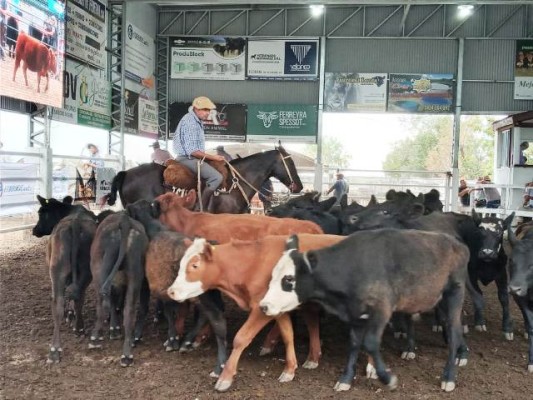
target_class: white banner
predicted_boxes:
[138,98,158,138]
[95,167,116,205]
[125,21,155,88]
[324,73,388,112]
[0,163,39,216]
[170,36,246,80]
[66,0,107,69]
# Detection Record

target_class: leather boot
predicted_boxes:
[199,187,215,212]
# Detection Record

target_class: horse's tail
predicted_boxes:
[106,171,126,206]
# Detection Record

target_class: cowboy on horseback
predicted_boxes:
[173,96,225,211]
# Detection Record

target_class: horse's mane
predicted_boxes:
[228,148,279,167]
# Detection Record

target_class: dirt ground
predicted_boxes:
[1,229,533,400]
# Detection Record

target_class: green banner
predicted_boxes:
[247,104,317,143]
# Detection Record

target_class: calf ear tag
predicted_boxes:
[46,199,49,204]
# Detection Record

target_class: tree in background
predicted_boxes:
[383,115,496,179]
[304,136,352,168]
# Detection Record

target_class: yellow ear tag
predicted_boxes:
[46,199,49,204]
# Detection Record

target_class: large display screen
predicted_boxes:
[0,0,65,107]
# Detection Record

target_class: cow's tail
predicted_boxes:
[65,221,82,301]
[106,171,126,206]
[101,215,130,297]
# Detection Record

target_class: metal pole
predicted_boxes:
[314,35,326,192]
[451,38,464,212]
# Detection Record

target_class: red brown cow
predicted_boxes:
[167,234,345,392]
[12,31,57,93]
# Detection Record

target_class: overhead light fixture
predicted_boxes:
[457,4,474,18]
[310,5,324,18]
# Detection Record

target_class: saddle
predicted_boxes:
[162,159,230,192]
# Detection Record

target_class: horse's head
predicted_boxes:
[273,143,303,193]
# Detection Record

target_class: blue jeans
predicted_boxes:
[175,156,222,190]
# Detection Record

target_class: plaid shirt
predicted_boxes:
[173,110,205,157]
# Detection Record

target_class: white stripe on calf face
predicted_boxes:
[167,238,206,302]
[479,222,501,233]
[259,250,301,316]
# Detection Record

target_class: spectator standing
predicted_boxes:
[150,141,173,165]
[458,178,471,207]
[326,172,349,206]
[258,179,274,213]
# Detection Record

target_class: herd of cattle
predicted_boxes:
[31,187,533,393]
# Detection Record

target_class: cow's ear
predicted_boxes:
[471,209,482,226]
[503,212,515,230]
[37,195,47,206]
[385,189,397,201]
[185,190,197,208]
[204,242,214,261]
[507,225,518,248]
[62,196,73,205]
[368,195,378,207]
[306,251,318,270]
[285,234,299,251]
[183,237,194,248]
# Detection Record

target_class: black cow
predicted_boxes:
[507,222,533,373]
[260,231,470,392]
[88,212,148,367]
[33,195,96,363]
[471,211,515,338]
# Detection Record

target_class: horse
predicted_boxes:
[102,145,303,214]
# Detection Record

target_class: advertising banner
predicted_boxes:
[138,98,158,138]
[0,163,39,216]
[125,21,155,88]
[169,103,246,142]
[52,59,111,129]
[247,104,317,143]
[324,73,388,112]
[65,0,106,69]
[387,73,454,113]
[170,36,246,80]
[247,39,319,80]
[514,40,533,100]
[0,0,66,107]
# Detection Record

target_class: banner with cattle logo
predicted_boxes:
[168,102,246,142]
[125,21,155,89]
[52,59,111,129]
[387,73,454,113]
[514,40,533,100]
[170,36,246,81]
[324,73,388,112]
[247,39,319,81]
[65,0,107,69]
[138,97,158,138]
[247,104,317,143]
[0,0,66,107]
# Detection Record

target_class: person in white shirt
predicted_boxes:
[150,141,173,165]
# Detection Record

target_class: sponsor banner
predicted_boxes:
[138,98,158,138]
[324,73,388,112]
[169,103,246,142]
[123,89,139,133]
[52,59,111,129]
[125,21,155,89]
[0,0,66,107]
[0,163,39,216]
[514,40,533,100]
[247,39,319,80]
[65,0,106,69]
[387,73,454,113]
[247,104,317,143]
[95,167,116,205]
[170,36,246,80]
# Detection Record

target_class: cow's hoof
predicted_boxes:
[209,371,220,378]
[133,337,143,346]
[441,381,456,392]
[73,328,85,337]
[455,357,468,367]
[47,348,62,364]
[474,324,487,332]
[432,325,443,333]
[333,382,351,392]
[366,363,378,379]
[214,378,233,392]
[527,364,533,373]
[401,351,416,360]
[65,310,75,325]
[193,334,208,349]
[120,355,133,367]
[393,331,402,339]
[164,337,180,352]
[463,325,469,334]
[88,337,103,350]
[259,346,273,356]
[302,360,319,369]
[278,371,295,383]
[504,332,514,341]
[109,328,122,340]
[179,341,193,353]
[386,375,398,390]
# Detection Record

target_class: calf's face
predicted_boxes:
[167,238,209,302]
[259,250,303,316]
[477,214,513,260]
[508,241,533,297]
[32,195,72,237]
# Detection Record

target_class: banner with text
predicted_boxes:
[324,73,388,112]
[138,98,158,138]
[66,0,107,69]
[247,39,319,80]
[514,40,533,100]
[52,59,111,129]
[247,104,317,143]
[387,73,454,113]
[0,0,66,107]
[168,103,247,142]
[0,163,39,216]
[125,21,155,89]
[170,36,246,80]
